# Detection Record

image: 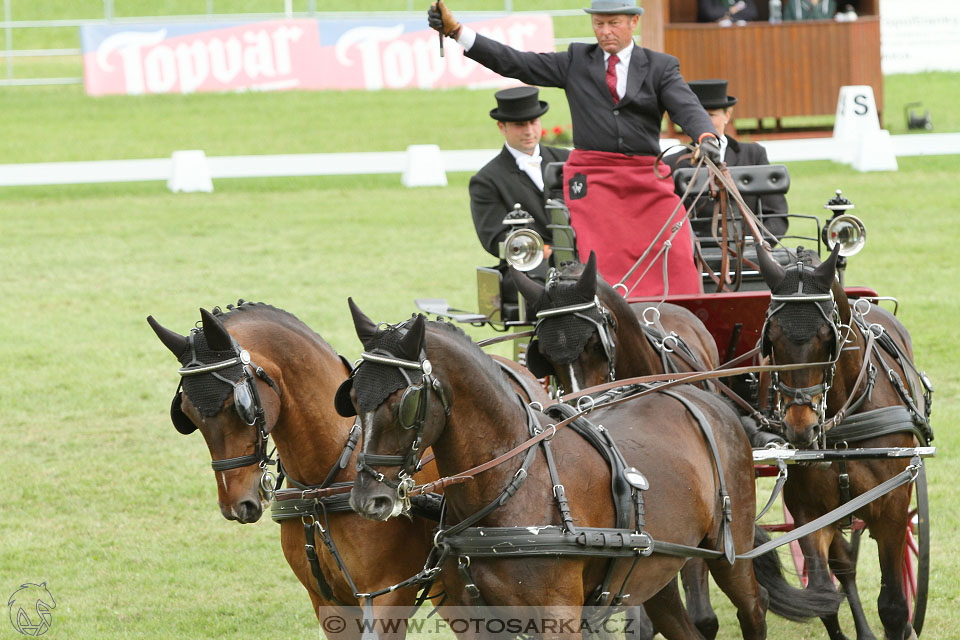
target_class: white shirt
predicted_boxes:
[602,42,633,102]
[505,143,544,191]
[718,134,729,159]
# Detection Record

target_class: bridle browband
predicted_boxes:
[354,349,450,511]
[178,329,281,495]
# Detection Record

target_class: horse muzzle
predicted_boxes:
[220,497,264,523]
[349,477,403,521]
[782,409,822,448]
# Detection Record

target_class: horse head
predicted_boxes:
[757,244,844,446]
[338,299,452,521]
[148,305,282,523]
[512,252,619,393]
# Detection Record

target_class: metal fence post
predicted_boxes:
[207,0,214,15]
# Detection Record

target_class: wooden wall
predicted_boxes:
[641,0,883,123]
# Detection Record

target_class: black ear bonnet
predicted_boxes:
[532,276,605,367]
[335,317,425,418]
[760,248,838,356]
[177,329,246,418]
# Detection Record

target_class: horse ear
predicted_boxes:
[575,251,598,298]
[511,267,546,307]
[812,244,841,289]
[524,341,555,379]
[200,308,233,351]
[147,315,188,357]
[399,314,426,360]
[348,297,378,347]
[756,243,786,292]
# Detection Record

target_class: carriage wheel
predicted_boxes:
[906,461,930,635]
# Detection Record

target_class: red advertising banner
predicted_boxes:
[81,16,555,96]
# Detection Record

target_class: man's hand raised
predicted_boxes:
[428,0,462,38]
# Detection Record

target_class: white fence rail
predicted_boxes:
[2,134,959,190]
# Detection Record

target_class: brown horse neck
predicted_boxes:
[429,346,538,517]
[599,285,664,377]
[235,322,355,486]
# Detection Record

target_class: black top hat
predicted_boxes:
[584,0,644,15]
[689,79,737,110]
[489,86,550,122]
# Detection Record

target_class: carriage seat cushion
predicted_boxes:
[673,164,790,197]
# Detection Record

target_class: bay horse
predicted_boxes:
[147,302,440,638]
[756,245,933,640]
[513,252,719,395]
[513,252,723,637]
[340,300,840,639]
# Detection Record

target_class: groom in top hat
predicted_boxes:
[470,86,570,262]
[430,0,721,296]
[470,86,570,315]
[666,79,789,239]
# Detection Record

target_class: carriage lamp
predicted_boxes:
[500,203,546,272]
[823,190,866,257]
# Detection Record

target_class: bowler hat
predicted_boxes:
[489,86,549,122]
[689,79,737,109]
[584,0,644,15]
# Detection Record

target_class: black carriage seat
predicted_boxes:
[673,164,794,290]
[543,161,579,267]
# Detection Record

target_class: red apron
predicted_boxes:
[562,149,702,296]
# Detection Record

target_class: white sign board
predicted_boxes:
[881,0,960,74]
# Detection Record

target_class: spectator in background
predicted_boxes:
[665,79,789,239]
[783,0,836,20]
[698,0,759,25]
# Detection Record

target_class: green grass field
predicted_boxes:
[1,33,959,640]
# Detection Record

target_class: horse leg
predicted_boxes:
[872,514,913,640]
[796,527,850,640]
[643,577,707,640]
[828,532,877,640]
[681,558,719,639]
[706,555,768,640]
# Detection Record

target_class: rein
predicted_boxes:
[413,358,834,496]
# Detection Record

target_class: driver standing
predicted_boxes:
[430,0,721,295]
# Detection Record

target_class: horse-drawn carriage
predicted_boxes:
[148,154,934,639]
[406,157,935,638]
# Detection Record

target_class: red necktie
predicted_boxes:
[606,54,620,104]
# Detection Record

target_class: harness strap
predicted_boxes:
[660,389,736,564]
[754,458,788,522]
[302,519,344,606]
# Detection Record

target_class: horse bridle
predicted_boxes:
[760,261,844,432]
[535,295,618,383]
[354,350,451,510]
[178,329,281,497]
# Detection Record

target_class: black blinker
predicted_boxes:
[170,392,198,435]
[334,377,357,417]
[524,340,555,379]
[398,385,424,429]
